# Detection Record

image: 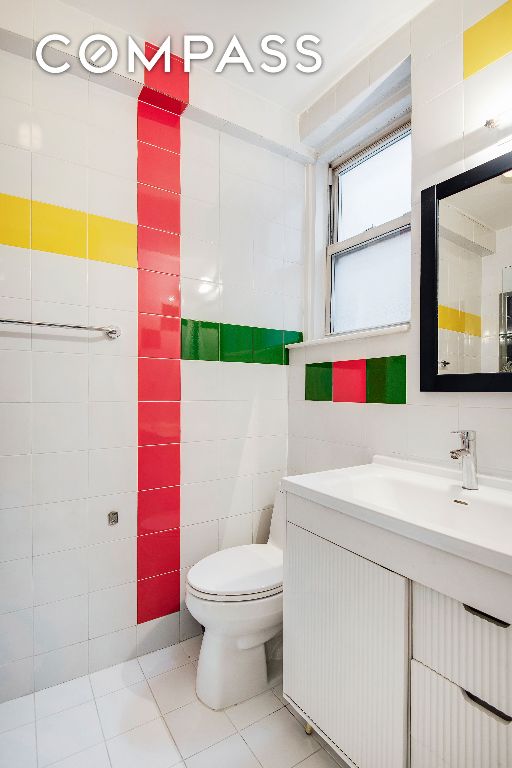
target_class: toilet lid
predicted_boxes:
[187,544,283,597]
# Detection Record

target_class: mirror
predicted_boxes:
[438,177,512,374]
[421,149,512,391]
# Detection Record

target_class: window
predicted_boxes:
[328,125,412,335]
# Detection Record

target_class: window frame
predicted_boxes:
[326,122,412,336]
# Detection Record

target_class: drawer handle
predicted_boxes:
[463,603,510,629]
[463,689,512,724]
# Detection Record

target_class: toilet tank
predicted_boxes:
[268,487,286,550]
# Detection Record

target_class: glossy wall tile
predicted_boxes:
[0,28,305,699]
[305,357,407,404]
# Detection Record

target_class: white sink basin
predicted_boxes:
[282,456,512,576]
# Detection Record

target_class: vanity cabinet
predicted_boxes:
[284,521,408,768]
[283,490,512,768]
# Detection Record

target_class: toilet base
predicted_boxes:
[196,630,271,710]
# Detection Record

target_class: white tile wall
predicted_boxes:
[0,245,31,299]
[289,0,512,485]
[180,119,305,332]
[88,627,138,674]
[0,57,142,700]
[0,33,306,704]
[32,154,87,211]
[33,500,88,556]
[34,595,88,655]
[88,583,137,640]
[32,107,88,164]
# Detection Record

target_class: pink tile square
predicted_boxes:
[333,359,366,403]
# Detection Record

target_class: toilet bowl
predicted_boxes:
[185,489,285,710]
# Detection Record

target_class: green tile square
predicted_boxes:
[253,327,284,365]
[305,362,332,401]
[284,330,303,364]
[366,355,406,404]
[220,323,253,363]
[181,319,219,361]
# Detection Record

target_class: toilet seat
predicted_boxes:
[187,583,283,602]
[187,543,283,602]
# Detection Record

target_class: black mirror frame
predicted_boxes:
[420,149,512,392]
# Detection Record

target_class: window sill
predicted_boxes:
[285,321,411,350]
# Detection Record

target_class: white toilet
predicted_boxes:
[185,489,285,710]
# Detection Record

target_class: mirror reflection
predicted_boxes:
[438,172,512,374]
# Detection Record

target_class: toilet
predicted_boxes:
[185,489,285,710]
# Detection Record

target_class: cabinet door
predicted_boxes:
[284,522,408,768]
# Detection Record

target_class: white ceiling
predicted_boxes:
[64,0,432,113]
[448,175,512,232]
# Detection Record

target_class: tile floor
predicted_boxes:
[0,636,342,768]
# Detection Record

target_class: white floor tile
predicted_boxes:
[139,644,188,679]
[95,680,160,740]
[179,635,202,662]
[165,700,236,758]
[241,709,320,768]
[107,717,182,768]
[35,675,93,720]
[226,690,283,730]
[0,722,36,768]
[48,743,111,768]
[0,693,34,734]
[185,733,260,768]
[90,658,144,698]
[294,750,340,768]
[36,701,103,768]
[0,646,339,768]
[148,663,197,715]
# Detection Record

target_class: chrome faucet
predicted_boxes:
[450,430,478,490]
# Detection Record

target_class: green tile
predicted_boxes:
[305,362,332,401]
[366,355,406,404]
[253,327,284,365]
[283,330,303,364]
[181,319,219,361]
[220,323,253,363]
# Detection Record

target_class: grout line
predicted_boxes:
[237,724,265,767]
[225,698,285,733]
[89,688,113,768]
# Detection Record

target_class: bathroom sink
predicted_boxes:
[282,456,512,576]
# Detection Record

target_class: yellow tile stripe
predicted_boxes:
[0,194,30,248]
[0,193,137,268]
[438,305,482,336]
[32,200,87,260]
[464,0,512,79]
[89,214,137,268]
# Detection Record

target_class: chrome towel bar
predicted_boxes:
[0,318,121,339]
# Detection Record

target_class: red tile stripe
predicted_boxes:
[137,49,189,625]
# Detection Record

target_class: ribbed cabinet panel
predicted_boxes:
[413,583,512,715]
[411,660,512,768]
[284,522,408,768]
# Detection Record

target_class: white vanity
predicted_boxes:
[281,456,512,768]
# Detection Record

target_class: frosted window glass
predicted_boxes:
[332,229,411,334]
[338,134,411,241]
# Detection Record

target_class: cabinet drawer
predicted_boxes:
[413,583,512,715]
[411,660,512,768]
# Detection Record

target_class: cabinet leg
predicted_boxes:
[304,722,313,735]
